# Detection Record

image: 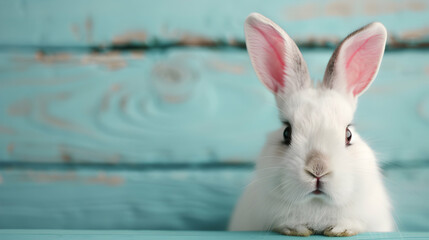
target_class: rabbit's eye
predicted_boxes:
[283,122,292,145]
[346,127,352,146]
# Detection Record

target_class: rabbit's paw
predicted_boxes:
[323,225,359,237]
[275,225,313,236]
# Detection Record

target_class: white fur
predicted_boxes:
[229,13,393,235]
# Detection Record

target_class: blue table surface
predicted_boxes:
[0,230,428,240]
[1,0,429,235]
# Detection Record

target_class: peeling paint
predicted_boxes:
[0,125,16,135]
[100,92,111,112]
[388,35,407,49]
[8,99,32,116]
[100,84,121,112]
[88,172,124,186]
[7,143,14,154]
[400,27,429,41]
[81,51,127,70]
[161,95,189,103]
[35,51,71,64]
[58,144,121,164]
[22,171,124,186]
[38,93,76,129]
[120,95,128,111]
[326,1,353,17]
[284,2,319,20]
[131,51,145,59]
[111,84,121,92]
[178,34,217,46]
[227,38,244,48]
[29,50,134,71]
[36,93,93,136]
[408,0,427,11]
[417,95,429,124]
[224,158,246,164]
[113,31,147,45]
[206,60,245,74]
[159,26,217,46]
[25,171,78,183]
[364,1,381,16]
[39,109,78,130]
[285,0,427,20]
[60,147,72,163]
[364,0,427,16]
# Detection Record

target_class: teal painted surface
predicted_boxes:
[0,49,279,164]
[0,230,428,240]
[0,0,429,47]
[0,49,428,165]
[0,0,428,234]
[0,167,428,231]
[386,168,429,231]
[0,168,251,230]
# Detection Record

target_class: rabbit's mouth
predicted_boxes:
[312,189,323,195]
[310,176,325,195]
[309,189,330,201]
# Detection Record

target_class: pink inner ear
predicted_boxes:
[250,23,286,92]
[344,34,385,96]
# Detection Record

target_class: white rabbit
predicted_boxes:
[228,13,394,236]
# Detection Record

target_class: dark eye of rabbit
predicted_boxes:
[283,122,292,145]
[346,126,352,146]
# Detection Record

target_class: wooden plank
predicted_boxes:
[0,49,279,164]
[0,230,428,240]
[386,167,429,231]
[0,167,428,231]
[0,0,429,47]
[0,168,251,230]
[0,49,428,165]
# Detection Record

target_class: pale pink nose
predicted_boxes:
[305,169,330,179]
[305,150,331,179]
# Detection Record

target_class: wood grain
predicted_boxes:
[0,0,428,47]
[0,49,279,164]
[1,49,428,165]
[0,168,251,230]
[0,167,428,231]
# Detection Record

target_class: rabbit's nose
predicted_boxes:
[305,168,330,179]
[304,150,331,178]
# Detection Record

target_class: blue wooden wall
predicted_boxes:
[0,0,428,231]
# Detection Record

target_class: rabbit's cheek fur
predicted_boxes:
[258,138,356,207]
[325,163,355,205]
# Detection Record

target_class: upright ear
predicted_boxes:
[244,13,311,95]
[323,22,387,97]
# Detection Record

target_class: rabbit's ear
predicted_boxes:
[323,22,387,97]
[244,13,311,94]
